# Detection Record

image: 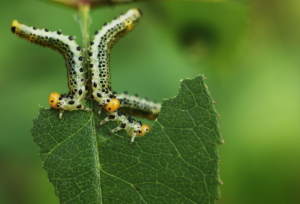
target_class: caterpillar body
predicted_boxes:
[117,92,161,120]
[89,8,142,114]
[11,20,90,119]
[98,109,150,145]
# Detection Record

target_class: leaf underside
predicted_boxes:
[31,75,223,204]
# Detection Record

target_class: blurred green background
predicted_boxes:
[1,0,300,203]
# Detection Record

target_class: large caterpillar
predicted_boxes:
[88,9,142,114]
[11,20,90,119]
[89,9,154,142]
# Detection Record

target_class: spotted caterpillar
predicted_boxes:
[117,92,161,120]
[88,9,155,142]
[11,20,91,119]
[11,9,160,142]
[88,9,142,114]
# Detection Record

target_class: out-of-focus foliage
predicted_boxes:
[47,0,225,10]
[0,1,300,204]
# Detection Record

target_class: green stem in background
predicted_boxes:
[77,3,93,108]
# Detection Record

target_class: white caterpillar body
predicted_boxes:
[11,20,90,119]
[89,8,142,114]
[117,93,161,115]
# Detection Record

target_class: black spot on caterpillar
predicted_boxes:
[11,20,90,119]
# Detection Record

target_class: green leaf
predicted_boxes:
[31,75,223,204]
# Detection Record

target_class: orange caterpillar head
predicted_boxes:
[49,92,60,109]
[137,124,150,136]
[105,99,120,112]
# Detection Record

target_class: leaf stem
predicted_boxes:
[78,3,93,108]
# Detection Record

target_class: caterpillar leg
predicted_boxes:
[98,105,102,115]
[97,114,116,127]
[108,126,123,135]
[59,109,64,120]
[130,135,137,145]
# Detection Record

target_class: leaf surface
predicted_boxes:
[31,75,223,204]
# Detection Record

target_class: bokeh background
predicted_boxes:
[0,0,300,203]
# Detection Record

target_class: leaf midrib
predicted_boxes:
[91,109,150,204]
[91,110,103,204]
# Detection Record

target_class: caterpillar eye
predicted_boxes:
[49,92,61,109]
[138,124,150,136]
[105,99,120,112]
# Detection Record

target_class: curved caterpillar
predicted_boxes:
[89,9,153,142]
[11,20,90,119]
[89,8,142,114]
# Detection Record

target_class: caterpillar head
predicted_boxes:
[137,124,150,136]
[49,92,61,109]
[105,99,120,112]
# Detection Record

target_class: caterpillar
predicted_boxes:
[89,8,142,114]
[100,91,160,143]
[97,109,150,145]
[89,8,153,141]
[117,92,161,120]
[11,20,90,119]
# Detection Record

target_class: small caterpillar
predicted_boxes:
[100,91,160,143]
[98,109,150,145]
[11,20,90,119]
[117,92,161,120]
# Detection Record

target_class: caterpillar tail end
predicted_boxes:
[11,20,20,33]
